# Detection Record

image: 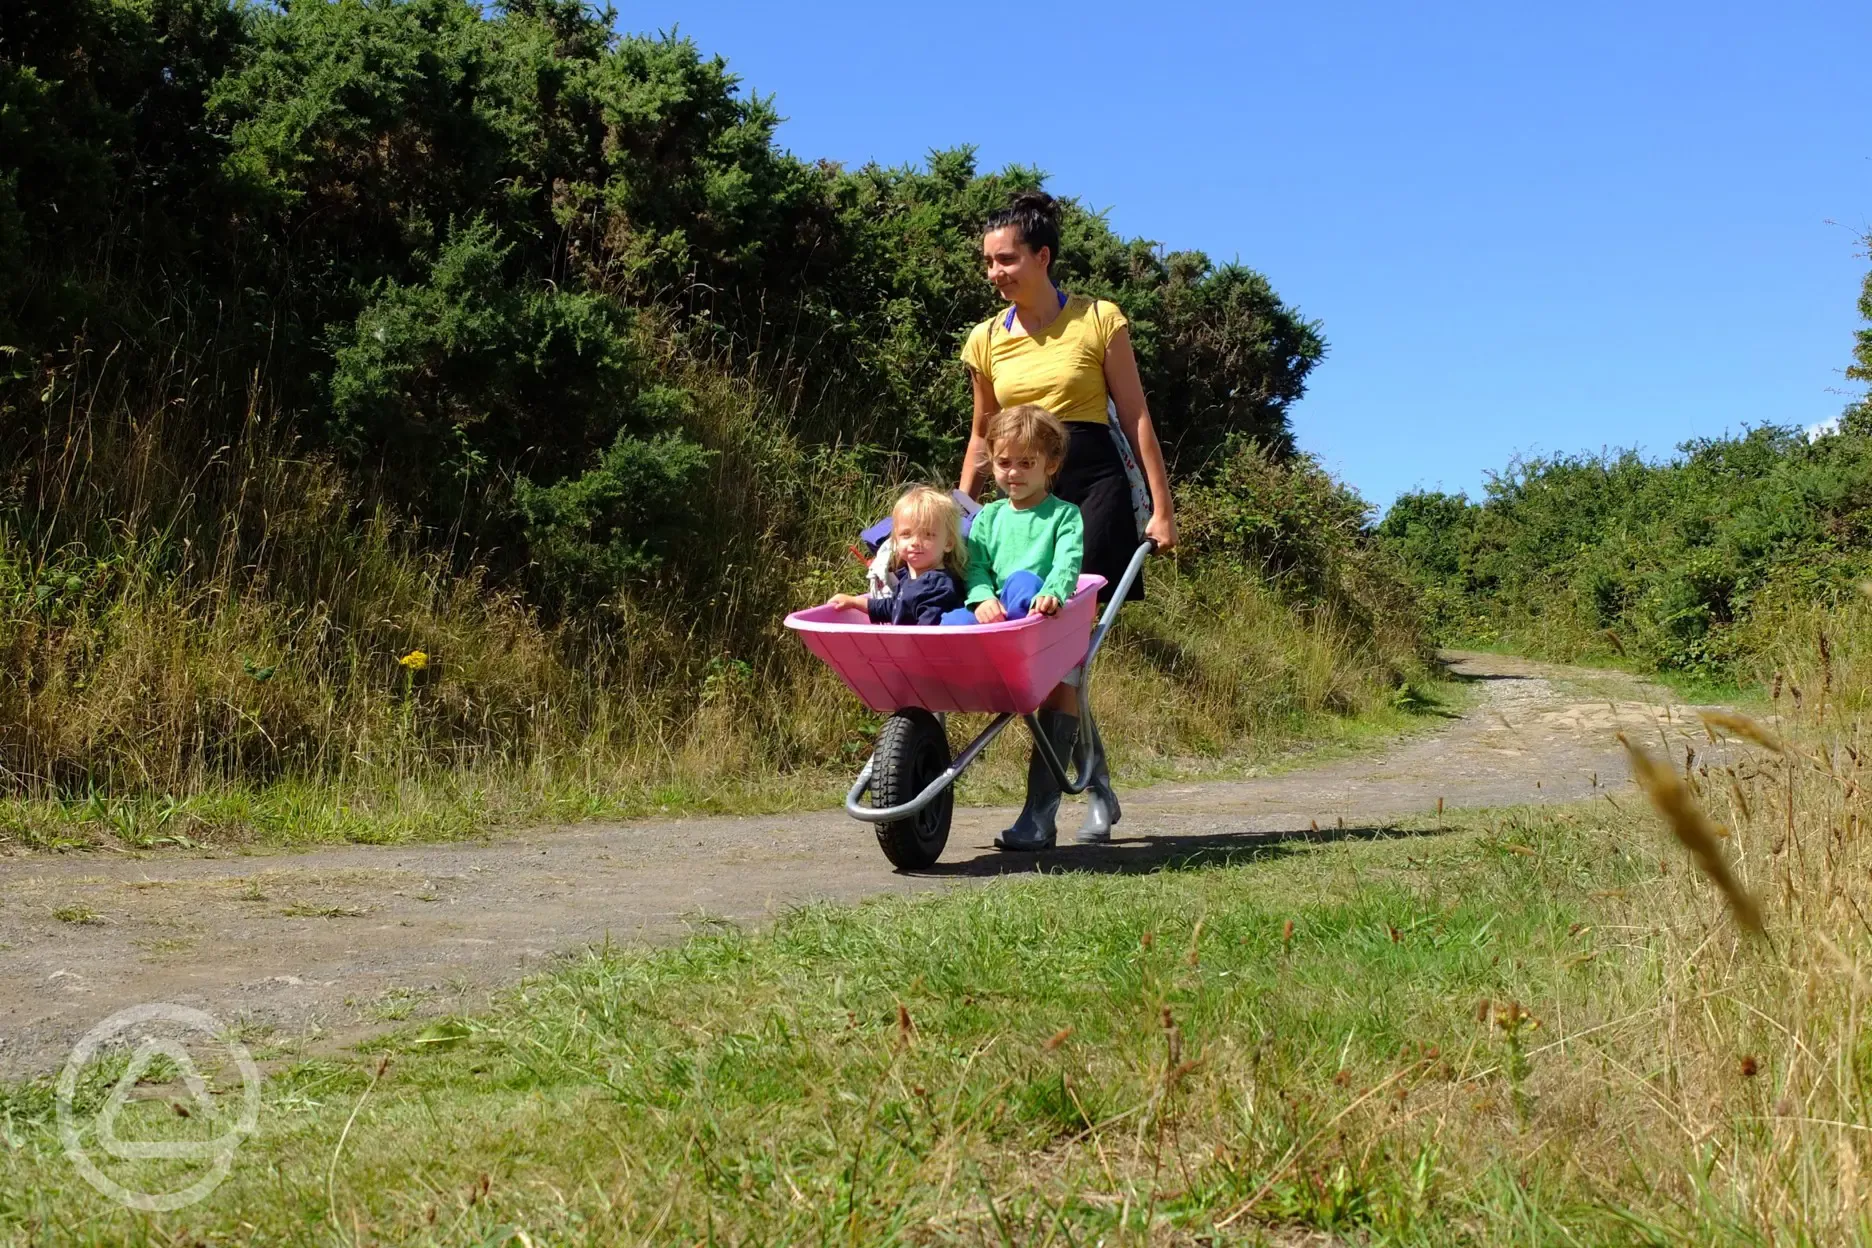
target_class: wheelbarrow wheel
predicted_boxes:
[871,708,953,870]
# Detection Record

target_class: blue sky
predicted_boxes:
[637,1,1871,509]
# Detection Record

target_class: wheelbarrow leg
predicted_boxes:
[1009,698,1118,846]
[1020,669,1118,848]
[1067,543,1154,843]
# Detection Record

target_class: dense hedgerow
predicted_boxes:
[1378,393,1872,679]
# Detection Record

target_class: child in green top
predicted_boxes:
[945,403,1084,626]
[947,403,1087,853]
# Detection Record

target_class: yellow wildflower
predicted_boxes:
[398,650,429,671]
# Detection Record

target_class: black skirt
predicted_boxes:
[1054,422,1144,603]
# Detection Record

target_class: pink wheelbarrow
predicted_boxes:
[785,541,1154,869]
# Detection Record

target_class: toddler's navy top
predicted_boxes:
[868,568,965,626]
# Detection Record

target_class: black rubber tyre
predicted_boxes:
[869,708,953,870]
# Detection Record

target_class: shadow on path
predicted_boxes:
[918,820,1456,879]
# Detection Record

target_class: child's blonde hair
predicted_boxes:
[891,486,969,576]
[983,404,1069,481]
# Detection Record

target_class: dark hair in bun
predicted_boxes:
[983,189,1061,272]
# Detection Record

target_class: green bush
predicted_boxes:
[1378,420,1872,677]
[330,219,643,492]
[1180,439,1429,680]
[513,420,716,607]
[1182,438,1372,598]
[0,0,1336,615]
[7,0,1328,530]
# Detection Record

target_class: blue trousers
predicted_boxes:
[940,570,1044,626]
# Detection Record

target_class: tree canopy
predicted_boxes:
[2,0,1325,608]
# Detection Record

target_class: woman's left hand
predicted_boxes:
[1145,510,1178,553]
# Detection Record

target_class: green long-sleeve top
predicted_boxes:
[963,494,1085,607]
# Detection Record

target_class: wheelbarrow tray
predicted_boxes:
[784,574,1107,715]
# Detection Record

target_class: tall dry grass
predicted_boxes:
[1361,597,1872,1237]
[0,327,1428,847]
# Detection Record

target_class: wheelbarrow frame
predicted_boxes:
[841,540,1154,839]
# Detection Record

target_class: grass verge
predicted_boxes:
[0,672,1465,856]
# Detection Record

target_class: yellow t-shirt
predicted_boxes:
[961,294,1129,425]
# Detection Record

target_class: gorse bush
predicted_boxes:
[4,0,1326,566]
[1184,438,1377,598]
[0,0,1424,826]
[1182,439,1427,681]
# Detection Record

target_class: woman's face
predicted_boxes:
[982,226,1050,302]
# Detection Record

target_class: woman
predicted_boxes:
[958,190,1178,851]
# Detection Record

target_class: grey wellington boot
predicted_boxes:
[1075,752,1122,844]
[995,710,1078,852]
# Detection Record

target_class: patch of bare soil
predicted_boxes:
[0,652,1724,1076]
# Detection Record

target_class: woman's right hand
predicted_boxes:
[974,598,1007,623]
[1145,509,1177,554]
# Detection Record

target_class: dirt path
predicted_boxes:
[0,652,1721,1076]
